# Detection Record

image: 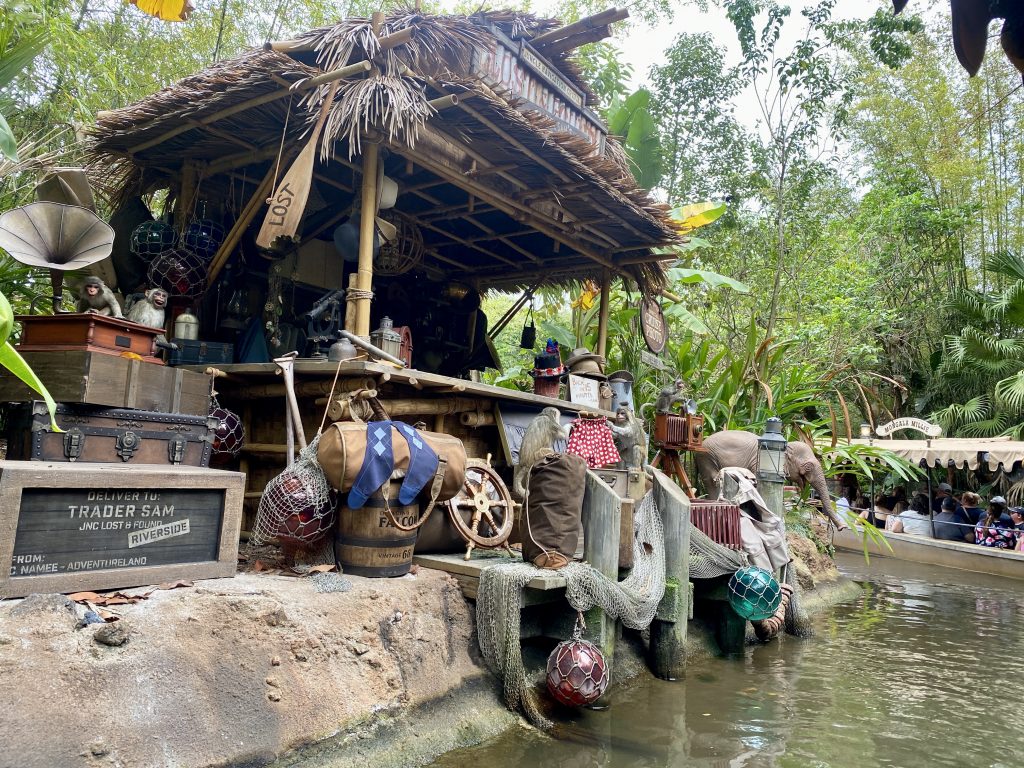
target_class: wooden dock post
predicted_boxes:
[649,469,690,679]
[582,471,622,686]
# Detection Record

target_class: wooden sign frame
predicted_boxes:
[639,296,668,354]
[0,462,244,598]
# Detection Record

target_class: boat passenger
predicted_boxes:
[958,491,985,526]
[932,496,973,543]
[974,496,1016,549]
[1010,507,1024,550]
[932,482,954,514]
[891,493,932,536]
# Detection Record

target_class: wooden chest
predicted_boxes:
[0,350,211,415]
[6,402,216,467]
[16,313,163,363]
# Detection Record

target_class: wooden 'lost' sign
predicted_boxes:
[0,462,244,598]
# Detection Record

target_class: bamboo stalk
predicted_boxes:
[529,7,629,48]
[127,61,372,156]
[353,142,378,337]
[536,25,612,56]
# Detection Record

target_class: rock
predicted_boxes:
[267,691,281,702]
[350,641,370,656]
[93,623,130,647]
[262,609,288,627]
[271,656,281,666]
[265,677,279,688]
[9,594,77,631]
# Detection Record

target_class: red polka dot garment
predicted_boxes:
[566,418,620,469]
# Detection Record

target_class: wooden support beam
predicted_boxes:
[416,218,518,267]
[649,471,691,680]
[127,61,372,156]
[189,120,259,151]
[391,141,624,276]
[353,142,379,337]
[596,268,611,358]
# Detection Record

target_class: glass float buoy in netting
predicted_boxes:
[210,403,244,459]
[546,618,610,707]
[727,566,783,621]
[130,221,177,258]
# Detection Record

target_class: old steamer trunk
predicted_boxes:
[6,402,216,467]
[335,481,418,577]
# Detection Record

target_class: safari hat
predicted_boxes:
[565,346,606,377]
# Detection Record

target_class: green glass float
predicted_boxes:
[727,566,783,621]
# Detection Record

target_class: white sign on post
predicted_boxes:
[568,374,601,409]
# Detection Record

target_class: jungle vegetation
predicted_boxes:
[2,0,1023,478]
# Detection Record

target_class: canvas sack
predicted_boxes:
[521,452,587,569]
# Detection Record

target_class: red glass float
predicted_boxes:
[210,404,244,459]
[147,247,206,298]
[545,634,609,707]
[274,469,339,546]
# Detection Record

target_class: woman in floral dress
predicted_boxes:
[974,496,1016,549]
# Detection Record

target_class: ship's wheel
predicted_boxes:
[446,456,516,560]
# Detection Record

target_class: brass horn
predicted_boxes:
[0,202,115,312]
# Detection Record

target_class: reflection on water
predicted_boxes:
[429,554,1024,768]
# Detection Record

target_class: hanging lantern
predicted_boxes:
[727,566,783,621]
[757,417,787,482]
[130,221,177,258]
[148,247,207,298]
[273,469,339,546]
[210,402,244,459]
[545,617,609,707]
[370,316,402,360]
[183,219,225,262]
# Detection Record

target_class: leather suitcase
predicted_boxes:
[5,402,215,467]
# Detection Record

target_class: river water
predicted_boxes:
[429,553,1024,768]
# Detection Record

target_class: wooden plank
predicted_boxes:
[412,551,566,590]
[649,470,691,680]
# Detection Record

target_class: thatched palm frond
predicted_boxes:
[324,74,434,158]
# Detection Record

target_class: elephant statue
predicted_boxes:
[694,430,848,530]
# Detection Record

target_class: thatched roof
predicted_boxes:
[87,9,679,292]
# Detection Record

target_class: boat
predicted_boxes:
[833,527,1024,580]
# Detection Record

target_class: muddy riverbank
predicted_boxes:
[0,532,854,768]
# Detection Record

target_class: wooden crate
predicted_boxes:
[0,350,212,415]
[0,461,244,598]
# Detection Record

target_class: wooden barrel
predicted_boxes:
[335,482,419,577]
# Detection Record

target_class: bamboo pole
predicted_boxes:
[529,7,629,48]
[596,268,611,359]
[127,61,372,156]
[536,26,612,56]
[174,162,198,227]
[353,142,378,337]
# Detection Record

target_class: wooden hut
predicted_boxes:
[84,7,681,525]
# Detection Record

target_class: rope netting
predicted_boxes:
[252,434,335,547]
[476,490,667,729]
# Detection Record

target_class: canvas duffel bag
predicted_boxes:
[521,452,587,569]
[317,421,467,532]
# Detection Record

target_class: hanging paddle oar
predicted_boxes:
[256,81,340,250]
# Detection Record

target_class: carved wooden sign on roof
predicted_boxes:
[472,28,607,153]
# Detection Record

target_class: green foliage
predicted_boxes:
[607,88,662,190]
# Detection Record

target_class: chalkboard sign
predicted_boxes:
[494,403,574,465]
[10,488,225,578]
[0,461,244,598]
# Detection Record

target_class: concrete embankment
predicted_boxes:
[0,532,859,768]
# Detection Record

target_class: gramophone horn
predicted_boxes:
[0,202,114,270]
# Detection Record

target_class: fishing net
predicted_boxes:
[252,435,337,547]
[476,490,666,729]
[688,525,749,578]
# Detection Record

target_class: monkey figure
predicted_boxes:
[512,406,567,499]
[607,406,647,469]
[654,378,690,414]
[126,287,169,345]
[76,276,122,318]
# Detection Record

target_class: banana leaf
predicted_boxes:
[0,342,61,431]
